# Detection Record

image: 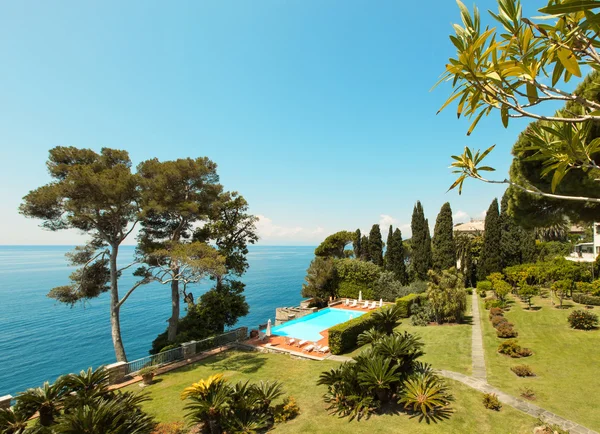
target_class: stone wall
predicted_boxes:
[275,306,317,325]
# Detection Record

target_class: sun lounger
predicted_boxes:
[344,299,350,306]
[286,338,296,346]
[318,346,329,354]
[368,301,377,309]
[297,340,308,347]
[362,300,369,308]
[350,300,357,308]
[303,344,315,352]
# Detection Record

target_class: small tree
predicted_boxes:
[432,202,456,271]
[518,284,538,309]
[301,257,338,304]
[368,224,384,266]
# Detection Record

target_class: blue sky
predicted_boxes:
[0,1,547,245]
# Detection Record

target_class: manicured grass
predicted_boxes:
[345,296,472,375]
[128,349,537,433]
[479,295,600,431]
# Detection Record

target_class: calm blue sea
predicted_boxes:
[0,245,314,396]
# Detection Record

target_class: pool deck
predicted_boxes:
[246,303,374,359]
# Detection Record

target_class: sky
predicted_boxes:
[0,1,549,245]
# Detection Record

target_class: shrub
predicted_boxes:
[396,294,418,318]
[519,387,535,401]
[335,258,380,299]
[511,364,535,377]
[489,307,503,319]
[409,300,431,326]
[396,280,428,297]
[465,287,473,295]
[328,311,377,354]
[426,268,468,324]
[572,293,600,306]
[496,323,518,338]
[477,280,492,296]
[497,339,532,358]
[491,316,508,328]
[274,396,300,423]
[482,393,502,411]
[567,309,599,330]
[398,373,450,417]
[484,298,505,310]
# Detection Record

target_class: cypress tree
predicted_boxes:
[432,202,456,270]
[384,225,393,267]
[479,198,502,280]
[353,229,362,259]
[500,192,522,268]
[411,201,432,280]
[360,235,370,261]
[369,224,384,266]
[387,228,408,284]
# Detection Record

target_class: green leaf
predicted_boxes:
[526,82,539,104]
[552,61,565,87]
[501,106,509,127]
[539,1,600,15]
[467,110,486,136]
[557,48,582,77]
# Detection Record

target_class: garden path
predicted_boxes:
[471,290,487,380]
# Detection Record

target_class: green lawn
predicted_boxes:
[479,294,600,431]
[128,349,537,433]
[345,295,472,375]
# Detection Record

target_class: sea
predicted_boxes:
[0,245,314,397]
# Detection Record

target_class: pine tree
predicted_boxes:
[387,228,408,284]
[432,202,456,270]
[360,235,370,261]
[369,224,384,266]
[411,201,432,280]
[384,225,393,267]
[479,198,502,280]
[353,229,362,259]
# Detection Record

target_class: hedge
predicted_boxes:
[573,293,600,306]
[396,293,418,318]
[337,281,375,300]
[328,311,377,355]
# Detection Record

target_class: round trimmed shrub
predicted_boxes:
[511,364,535,377]
[496,323,518,338]
[567,309,599,330]
[491,316,508,328]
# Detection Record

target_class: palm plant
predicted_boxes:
[357,327,385,347]
[61,367,110,407]
[357,356,401,402]
[0,407,28,434]
[373,332,424,379]
[251,381,284,412]
[180,374,225,400]
[222,408,270,434]
[16,380,68,426]
[398,373,449,418]
[53,393,156,434]
[371,304,403,334]
[184,381,231,434]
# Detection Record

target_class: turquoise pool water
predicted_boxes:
[266,307,365,342]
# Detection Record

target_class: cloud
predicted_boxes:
[255,215,325,242]
[479,210,487,219]
[453,210,470,222]
[379,214,398,228]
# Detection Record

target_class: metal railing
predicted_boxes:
[124,326,248,376]
[125,346,184,375]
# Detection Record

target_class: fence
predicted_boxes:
[124,327,248,375]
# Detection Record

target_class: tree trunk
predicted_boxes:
[110,244,128,362]
[167,277,180,342]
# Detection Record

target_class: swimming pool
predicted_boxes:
[266,307,365,342]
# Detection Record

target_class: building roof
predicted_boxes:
[453,220,485,233]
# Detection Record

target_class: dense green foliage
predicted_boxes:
[353,229,362,259]
[335,258,381,300]
[368,224,384,266]
[479,199,502,280]
[500,193,535,268]
[315,231,356,259]
[573,293,600,306]
[567,310,599,330]
[328,311,377,355]
[426,268,467,324]
[385,228,408,284]
[432,202,456,271]
[0,367,155,433]
[410,201,432,280]
[301,257,338,304]
[396,294,419,318]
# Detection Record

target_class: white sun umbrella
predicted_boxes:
[266,319,272,337]
[379,298,383,308]
[358,291,362,303]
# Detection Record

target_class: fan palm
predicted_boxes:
[184,381,231,434]
[61,366,110,407]
[357,327,385,347]
[251,380,284,412]
[357,356,401,402]
[373,332,424,378]
[222,408,270,434]
[16,380,68,426]
[371,304,403,334]
[398,373,449,417]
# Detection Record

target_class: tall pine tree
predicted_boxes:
[479,198,502,280]
[369,224,384,266]
[387,228,408,284]
[411,201,432,280]
[432,202,456,270]
[384,225,393,266]
[360,235,370,261]
[353,229,362,259]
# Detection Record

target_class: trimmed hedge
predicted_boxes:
[396,293,418,318]
[573,293,600,306]
[328,311,377,355]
